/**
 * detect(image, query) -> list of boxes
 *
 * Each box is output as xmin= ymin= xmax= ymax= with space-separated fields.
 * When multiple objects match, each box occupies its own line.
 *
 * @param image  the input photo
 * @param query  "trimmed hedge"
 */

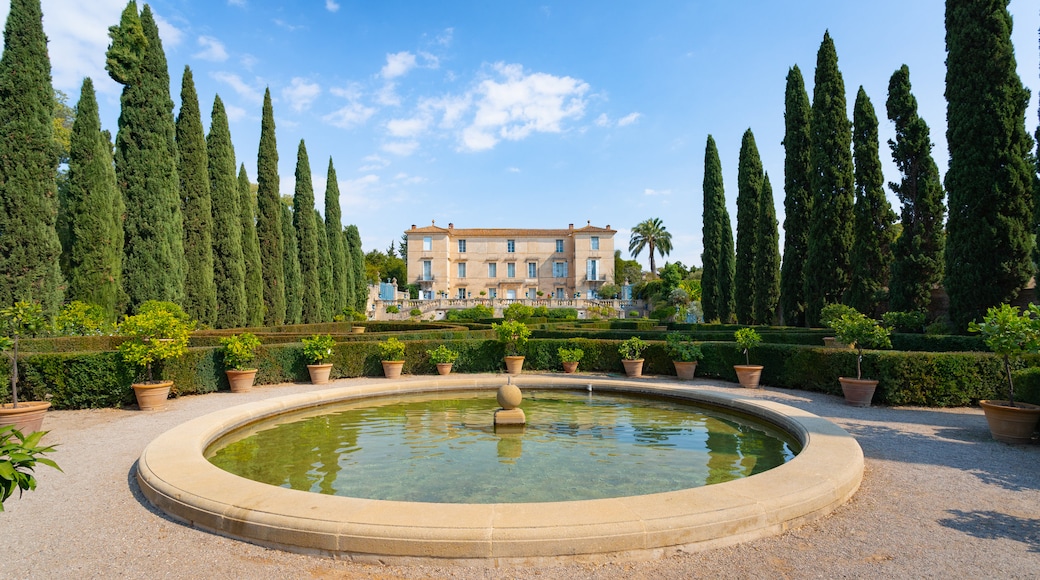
xmin=1007 ymin=367 xmax=1040 ymax=406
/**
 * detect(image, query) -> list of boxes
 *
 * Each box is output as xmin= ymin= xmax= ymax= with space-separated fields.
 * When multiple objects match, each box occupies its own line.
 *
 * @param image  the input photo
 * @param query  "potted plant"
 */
xmin=558 ymin=346 xmax=584 ymax=374
xmin=220 ymin=332 xmax=262 ymax=393
xmin=829 ymin=310 xmax=891 ymax=407
xmin=117 ymin=301 xmax=194 ymax=411
xmin=969 ymin=303 xmax=1040 ymax=443
xmin=0 ymin=425 xmax=61 ymax=511
xmin=427 ymin=344 xmax=459 ymax=375
xmin=493 ymin=320 xmax=530 ymax=374
xmin=820 ymin=303 xmax=857 ymax=348
xmin=733 ymin=328 xmax=763 ymax=388
xmin=302 ymin=334 xmax=336 ymax=384
xmin=380 ymin=337 xmax=407 ymax=378
xmin=0 ymin=301 xmax=50 ymax=432
xmin=666 ymin=332 xmax=703 ymax=380
xmin=618 ymin=336 xmax=648 ymax=377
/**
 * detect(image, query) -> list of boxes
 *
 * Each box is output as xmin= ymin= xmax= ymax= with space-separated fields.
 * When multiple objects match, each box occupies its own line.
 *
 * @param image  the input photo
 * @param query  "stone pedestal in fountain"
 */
xmin=494 ymin=383 xmax=526 ymax=427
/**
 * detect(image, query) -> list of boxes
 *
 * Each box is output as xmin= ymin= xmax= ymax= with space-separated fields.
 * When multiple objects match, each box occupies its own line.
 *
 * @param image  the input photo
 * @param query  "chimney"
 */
xmin=568 ymin=223 xmax=574 ymax=229
xmin=411 ymin=224 xmax=416 ymax=230
xmin=448 ymin=222 xmax=454 ymax=229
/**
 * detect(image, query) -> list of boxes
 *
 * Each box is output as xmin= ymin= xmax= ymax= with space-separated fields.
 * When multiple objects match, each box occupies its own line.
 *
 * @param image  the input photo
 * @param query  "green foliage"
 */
xmin=1 ymin=300 xmax=47 ymax=404
xmin=446 ymin=305 xmax=493 ymax=321
xmin=734 ymin=327 xmax=762 ymax=365
xmin=426 ymin=344 xmax=459 ymax=364
xmin=104 ymin=1 xmax=146 ymax=85
xmin=666 ymin=333 xmax=703 ymax=362
xmin=617 ymin=336 xmax=648 ymax=360
xmin=0 ymin=426 xmax=61 ymax=511
xmin=828 ymin=309 xmax=891 ymax=379
xmin=557 ymin=346 xmax=584 ymax=363
xmin=301 ymin=334 xmax=335 ymax=364
xmin=55 ymin=301 xmax=110 ymax=336
xmin=256 ymin=89 xmax=286 ymax=325
xmin=238 ymin=165 xmax=264 ymax=327
xmin=503 ymin=303 xmax=534 ymax=321
xmin=324 ymin=158 xmax=349 ymax=318
xmin=754 ymin=173 xmax=781 ymax=324
xmin=598 ymin=283 xmax=620 ymax=299
xmin=735 ymin=129 xmax=763 ymax=324
xmin=1008 ymin=367 xmax=1040 ymax=406
xmin=780 ymin=65 xmax=813 ymax=328
xmin=116 ymin=301 xmax=193 ymax=381
xmin=219 ymin=332 xmax=261 ymax=370
xmin=493 ymin=320 xmax=530 ymax=356
xmin=385 ymin=305 xmax=400 ymax=314
xmin=315 ymin=208 xmax=334 ymax=322
xmin=343 ymin=307 xmax=366 ymax=322
xmin=968 ymin=303 xmax=1040 ymax=405
xmin=409 ymin=308 xmax=422 ymax=317
xmin=379 ymin=336 xmax=406 ymax=361
xmin=207 ymin=95 xmax=246 ymax=329
xmin=820 ymin=303 xmax=858 ymax=327
xmin=629 ymin=217 xmax=672 ymax=276
xmin=293 ymin=140 xmax=323 ymax=323
xmin=883 ymin=310 xmax=926 ymax=334
xmin=281 ymin=202 xmax=302 ymax=324
xmin=346 ymin=226 xmax=367 ymax=312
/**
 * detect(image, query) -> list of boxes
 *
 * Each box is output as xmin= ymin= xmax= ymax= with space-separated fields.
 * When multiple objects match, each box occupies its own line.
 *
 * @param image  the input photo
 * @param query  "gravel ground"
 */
xmin=5 ymin=375 xmax=1040 ymax=579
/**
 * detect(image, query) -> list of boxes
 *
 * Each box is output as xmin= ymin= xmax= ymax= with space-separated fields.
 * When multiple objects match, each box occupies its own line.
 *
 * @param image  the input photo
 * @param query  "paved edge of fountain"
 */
xmin=135 ymin=375 xmax=864 ymax=566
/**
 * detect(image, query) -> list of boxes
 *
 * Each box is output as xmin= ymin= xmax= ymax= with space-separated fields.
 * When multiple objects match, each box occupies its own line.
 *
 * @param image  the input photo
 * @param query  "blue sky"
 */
xmin=4 ymin=1 xmax=1039 ymax=271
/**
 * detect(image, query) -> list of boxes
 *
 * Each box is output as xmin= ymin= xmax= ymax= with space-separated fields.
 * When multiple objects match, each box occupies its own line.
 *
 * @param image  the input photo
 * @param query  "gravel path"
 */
xmin=5 ymin=375 xmax=1039 ymax=579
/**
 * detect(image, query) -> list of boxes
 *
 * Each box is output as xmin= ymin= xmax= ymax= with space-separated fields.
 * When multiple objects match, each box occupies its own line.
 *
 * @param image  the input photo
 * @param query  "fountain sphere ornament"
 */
xmin=497 ymin=383 xmax=523 ymax=409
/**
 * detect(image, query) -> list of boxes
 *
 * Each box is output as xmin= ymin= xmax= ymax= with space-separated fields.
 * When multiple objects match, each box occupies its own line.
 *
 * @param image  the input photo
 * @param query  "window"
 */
xmin=591 ymin=236 xmax=599 ymax=250
xmin=507 ymin=239 xmax=515 ymax=253
xmin=488 ymin=288 xmax=497 ymax=298
xmin=506 ymin=289 xmax=517 ymax=299
xmin=527 ymin=288 xmax=537 ymax=299
xmin=555 ymin=288 xmax=565 ymax=299
xmin=457 ymin=289 xmax=466 ymax=299
xmin=555 ymin=239 xmax=564 ymax=253
xmin=423 ymin=236 xmax=432 ymax=251
xmin=528 ymin=262 xmax=537 ymax=278
xmin=507 ymin=263 xmax=516 ymax=278
xmin=586 ymin=259 xmax=599 ymax=281
xmin=458 ymin=239 xmax=466 ymax=253
xmin=488 ymin=263 xmax=497 ymax=278
xmin=457 ymin=263 xmax=466 ymax=278
xmin=553 ymin=261 xmax=568 ymax=278
xmin=422 ymin=260 xmax=432 ymax=280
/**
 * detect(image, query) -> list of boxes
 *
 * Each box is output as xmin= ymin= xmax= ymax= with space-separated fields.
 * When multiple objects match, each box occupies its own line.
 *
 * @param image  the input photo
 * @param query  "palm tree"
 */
xmin=629 ymin=218 xmax=673 ymax=276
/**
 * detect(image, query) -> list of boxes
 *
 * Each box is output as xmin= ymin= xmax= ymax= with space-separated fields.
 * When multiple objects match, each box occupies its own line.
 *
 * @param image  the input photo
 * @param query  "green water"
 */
xmin=206 ymin=390 xmax=800 ymax=503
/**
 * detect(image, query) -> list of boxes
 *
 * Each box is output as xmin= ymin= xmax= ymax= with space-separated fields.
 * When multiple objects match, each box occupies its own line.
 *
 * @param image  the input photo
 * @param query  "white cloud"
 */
xmin=323 ymin=101 xmax=376 ymax=128
xmin=386 ymin=116 xmax=429 ymax=138
xmin=240 ymin=54 xmax=258 ymax=70
xmin=643 ymin=188 xmax=671 ymax=196
xmin=381 ymin=51 xmax=417 ymax=79
xmin=152 ymin=12 xmax=183 ymax=47
xmin=224 ymin=104 xmax=247 ymax=123
xmin=194 ymin=35 xmax=229 ymax=62
xmin=358 ymin=155 xmax=390 ymax=171
xmin=282 ymin=77 xmax=321 ymax=112
xmin=418 ymin=51 xmax=440 ymax=70
xmin=326 ymin=0 xmax=340 ymax=12
xmin=394 ymin=172 xmax=426 ymax=185
xmin=419 ymin=95 xmax=471 ymax=128
xmin=212 ymin=72 xmax=263 ymax=103
xmin=507 ymin=167 xmax=521 ymax=173
xmin=330 ymin=85 xmax=362 ymax=100
xmin=594 ymin=113 xmax=610 ymax=127
xmin=375 ymin=82 xmax=401 ymax=106
xmin=382 ymin=140 xmax=420 ymax=156
xmin=273 ymin=18 xmax=303 ymax=32
xmin=435 ymin=28 xmax=454 ymax=47
xmin=617 ymin=112 xmax=642 ymax=127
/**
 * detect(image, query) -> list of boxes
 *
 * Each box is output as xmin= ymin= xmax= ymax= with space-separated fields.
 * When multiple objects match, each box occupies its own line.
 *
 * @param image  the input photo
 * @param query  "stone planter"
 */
xmin=673 ymin=361 xmax=698 ymax=380
xmin=382 ymin=360 xmax=404 ymax=379
xmin=504 ymin=356 xmax=525 ymax=375
xmin=562 ymin=361 xmax=579 ymax=374
xmin=839 ymin=377 xmax=878 ymax=407
xmin=351 ymin=326 xmax=365 ymax=334
xmin=823 ymin=337 xmax=853 ymax=349
xmin=307 ymin=363 xmax=334 ymax=385
xmin=435 ymin=362 xmax=453 ymax=376
xmin=979 ymin=400 xmax=1040 ymax=444
xmin=0 ymin=400 xmax=51 ymax=433
xmin=226 ymin=369 xmax=258 ymax=393
xmin=733 ymin=365 xmax=763 ymax=388
xmin=621 ymin=359 xmax=644 ymax=378
xmin=132 ymin=380 xmax=174 ymax=411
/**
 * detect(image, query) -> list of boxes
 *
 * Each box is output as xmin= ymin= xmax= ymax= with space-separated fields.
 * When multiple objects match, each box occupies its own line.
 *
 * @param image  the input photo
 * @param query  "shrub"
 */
xmin=503 ymin=303 xmax=534 ymax=321
xmin=426 ymin=344 xmax=459 ymax=365
xmin=820 ymin=303 xmax=858 ymax=327
xmin=1 ymin=300 xmax=47 ymax=406
xmin=409 ymin=308 xmax=422 ymax=317
xmin=385 ymin=305 xmax=400 ymax=314
xmin=493 ymin=320 xmax=530 ymax=356
xmin=734 ymin=328 xmax=761 ymax=365
xmin=0 ymin=426 xmax=61 ymax=512
xmin=666 ymin=333 xmax=703 ymax=362
xmin=219 ymin=333 xmax=262 ymax=370
xmin=618 ymin=336 xmax=648 ymax=360
xmin=968 ymin=303 xmax=1040 ymax=406
xmin=379 ymin=337 xmax=407 ymax=361
xmin=302 ymin=334 xmax=336 ymax=364
xmin=342 ymin=307 xmax=366 ymax=322
xmin=116 ymin=301 xmax=194 ymax=382
xmin=446 ymin=305 xmax=494 ymax=321
xmin=882 ymin=310 xmax=926 ymax=333
xmin=55 ymin=301 xmax=111 ymax=336
xmin=829 ymin=310 xmax=891 ymax=379
xmin=558 ymin=347 xmax=584 ymax=362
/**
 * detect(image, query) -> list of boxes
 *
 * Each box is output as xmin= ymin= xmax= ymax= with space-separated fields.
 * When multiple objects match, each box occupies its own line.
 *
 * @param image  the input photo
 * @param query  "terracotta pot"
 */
xmin=307 ymin=363 xmax=334 ymax=384
xmin=351 ymin=326 xmax=365 ymax=334
xmin=226 ymin=369 xmax=258 ymax=393
xmin=132 ymin=380 xmax=173 ymax=411
xmin=734 ymin=365 xmax=763 ymax=388
xmin=823 ymin=337 xmax=853 ymax=349
xmin=673 ymin=361 xmax=698 ymax=380
xmin=979 ymin=400 xmax=1040 ymax=444
xmin=839 ymin=377 xmax=878 ymax=407
xmin=435 ymin=362 xmax=453 ymax=376
xmin=504 ymin=356 xmax=525 ymax=375
xmin=622 ymin=359 xmax=644 ymax=378
xmin=0 ymin=400 xmax=51 ymax=433
xmin=562 ymin=361 xmax=579 ymax=374
xmin=381 ymin=360 xmax=404 ymax=379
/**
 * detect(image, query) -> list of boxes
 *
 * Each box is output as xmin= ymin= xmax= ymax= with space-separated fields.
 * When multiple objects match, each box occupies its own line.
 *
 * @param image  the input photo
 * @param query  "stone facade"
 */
xmin=404 ymin=221 xmax=616 ymax=300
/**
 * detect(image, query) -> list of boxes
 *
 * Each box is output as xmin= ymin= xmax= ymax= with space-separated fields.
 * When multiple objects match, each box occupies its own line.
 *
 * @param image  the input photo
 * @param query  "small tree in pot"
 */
xmin=427 ymin=344 xmax=459 ymax=375
xmin=493 ymin=320 xmax=530 ymax=374
xmin=380 ymin=336 xmax=407 ymax=378
xmin=558 ymin=346 xmax=584 ymax=374
xmin=733 ymin=328 xmax=763 ymax=388
xmin=829 ymin=310 xmax=891 ymax=407
xmin=969 ymin=303 xmax=1040 ymax=443
xmin=117 ymin=301 xmax=194 ymax=411
xmin=618 ymin=336 xmax=648 ymax=377
xmin=220 ymin=332 xmax=262 ymax=393
xmin=666 ymin=332 xmax=703 ymax=380
xmin=302 ymin=334 xmax=336 ymax=384
xmin=0 ymin=301 xmax=50 ymax=432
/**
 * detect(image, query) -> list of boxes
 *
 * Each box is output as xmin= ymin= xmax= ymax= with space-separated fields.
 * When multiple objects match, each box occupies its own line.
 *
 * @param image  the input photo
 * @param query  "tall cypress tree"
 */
xmin=108 ymin=3 xmax=185 ymax=312
xmin=281 ymin=201 xmax=302 ymax=324
xmin=59 ymin=77 xmax=122 ymax=321
xmin=754 ymin=173 xmax=781 ymax=324
xmin=239 ymin=165 xmax=264 ymax=327
xmin=944 ymin=0 xmax=1034 ymax=331
xmin=699 ymin=136 xmax=735 ymax=323
xmin=292 ymin=140 xmax=322 ymax=323
xmin=780 ymin=65 xmax=813 ymax=327
xmin=887 ymin=66 xmax=945 ymax=314
xmin=804 ymin=31 xmax=855 ymax=326
xmin=847 ymin=87 xmax=897 ymax=316
xmin=176 ymin=66 xmax=216 ymax=325
xmin=0 ymin=0 xmax=64 ymax=315
xmin=734 ymin=129 xmax=763 ymax=325
xmin=256 ymin=88 xmax=285 ymax=325
xmin=315 ymin=208 xmax=334 ymax=322
xmin=324 ymin=158 xmax=348 ymax=317
xmin=346 ymin=225 xmax=367 ymax=312
xmin=207 ymin=95 xmax=245 ymax=329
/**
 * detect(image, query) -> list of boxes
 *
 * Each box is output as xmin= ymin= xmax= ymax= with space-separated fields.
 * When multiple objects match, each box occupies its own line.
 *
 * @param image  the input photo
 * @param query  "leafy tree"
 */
xmin=238 ymin=165 xmax=263 ymax=327
xmin=944 ymin=0 xmax=1034 ymax=331
xmin=323 ymin=158 xmax=348 ymax=317
xmin=614 ymin=249 xmax=643 ymax=286
xmin=59 ymin=78 xmax=123 ymax=322
xmin=255 ymin=88 xmax=285 ymax=325
xmin=847 ymin=87 xmax=897 ymax=317
xmin=886 ymin=66 xmax=945 ymax=314
xmin=628 ymin=218 xmax=672 ymax=277
xmin=315 ymin=208 xmax=334 ymax=322
xmin=292 ymin=140 xmax=322 ymax=323
xmin=699 ymin=136 xmax=735 ymax=323
xmin=735 ymin=129 xmax=763 ymax=324
xmin=53 ymin=88 xmax=74 ymax=198
xmin=0 ymin=0 xmax=64 ymax=316
xmin=347 ymin=225 xmax=368 ymax=311
xmin=780 ymin=65 xmax=813 ymax=327
xmin=207 ymin=95 xmax=246 ymax=329
xmin=281 ymin=201 xmax=302 ymax=324
xmin=804 ymin=31 xmax=855 ymax=326
xmin=175 ymin=66 xmax=216 ymax=325
xmin=754 ymin=173 xmax=781 ymax=324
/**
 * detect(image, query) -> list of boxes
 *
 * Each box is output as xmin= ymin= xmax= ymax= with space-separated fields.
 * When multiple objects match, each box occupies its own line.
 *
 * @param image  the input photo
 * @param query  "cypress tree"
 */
xmin=944 ymin=0 xmax=1034 ymax=331
xmin=256 ymin=88 xmax=285 ymax=325
xmin=804 ymin=31 xmax=855 ymax=326
xmin=699 ymin=135 xmax=735 ymax=323
xmin=176 ymin=66 xmax=216 ymax=325
xmin=887 ymin=66 xmax=945 ymax=314
xmin=847 ymin=87 xmax=897 ymax=317
xmin=780 ymin=65 xmax=813 ymax=327
xmin=281 ymin=201 xmax=302 ymax=324
xmin=292 ymin=140 xmax=322 ymax=323
xmin=207 ymin=95 xmax=246 ymax=329
xmin=324 ymin=158 xmax=349 ymax=317
xmin=108 ymin=3 xmax=185 ymax=312
xmin=346 ymin=225 xmax=367 ymax=312
xmin=239 ymin=165 xmax=264 ymax=326
xmin=734 ymin=129 xmax=763 ymax=325
xmin=59 ymin=77 xmax=122 ymax=321
xmin=754 ymin=173 xmax=781 ymax=324
xmin=315 ymin=208 xmax=334 ymax=322
xmin=0 ymin=0 xmax=64 ymax=314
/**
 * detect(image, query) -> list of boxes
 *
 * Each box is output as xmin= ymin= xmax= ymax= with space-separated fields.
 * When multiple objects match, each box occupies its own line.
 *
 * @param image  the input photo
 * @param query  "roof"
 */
xmin=405 ymin=222 xmax=616 ymax=237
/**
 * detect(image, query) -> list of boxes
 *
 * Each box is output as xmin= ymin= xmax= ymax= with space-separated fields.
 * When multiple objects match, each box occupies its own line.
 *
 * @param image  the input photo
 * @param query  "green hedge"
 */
xmin=1007 ymin=367 xmax=1040 ymax=406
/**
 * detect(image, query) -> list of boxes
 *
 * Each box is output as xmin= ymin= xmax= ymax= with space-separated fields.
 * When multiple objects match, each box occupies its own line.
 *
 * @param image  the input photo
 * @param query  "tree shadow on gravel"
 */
xmin=938 ymin=509 xmax=1040 ymax=553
